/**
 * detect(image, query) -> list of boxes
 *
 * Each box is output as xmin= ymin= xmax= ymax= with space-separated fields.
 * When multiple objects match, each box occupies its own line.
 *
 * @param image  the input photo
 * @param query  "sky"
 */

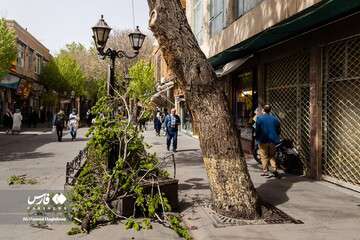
xmin=0 ymin=0 xmax=150 ymax=55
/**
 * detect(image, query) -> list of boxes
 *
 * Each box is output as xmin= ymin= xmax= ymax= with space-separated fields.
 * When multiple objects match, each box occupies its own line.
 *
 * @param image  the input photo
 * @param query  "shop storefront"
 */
xmin=211 ymin=4 xmax=360 ymax=190
xmin=230 ymin=71 xmax=257 ymax=153
xmin=0 ymin=74 xmax=21 ymax=125
xmin=264 ymin=51 xmax=311 ymax=174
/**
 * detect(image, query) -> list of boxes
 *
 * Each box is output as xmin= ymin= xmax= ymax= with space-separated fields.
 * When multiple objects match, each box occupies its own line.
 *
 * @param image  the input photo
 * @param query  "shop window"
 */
xmin=236 ymin=0 xmax=264 ymax=18
xmin=234 ymin=72 xmax=254 ymax=140
xmin=210 ymin=0 xmax=224 ymax=36
xmin=35 ymin=54 xmax=42 ymax=74
xmin=192 ymin=0 xmax=203 ymax=44
xmin=28 ymin=48 xmax=34 ymax=70
xmin=17 ymin=42 xmax=26 ymax=68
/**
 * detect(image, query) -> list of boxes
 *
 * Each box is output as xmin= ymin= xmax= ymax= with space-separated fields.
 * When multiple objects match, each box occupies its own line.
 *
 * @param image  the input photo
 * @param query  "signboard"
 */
xmin=16 ymin=79 xmax=32 ymax=98
xmin=0 ymin=74 xmax=21 ymax=89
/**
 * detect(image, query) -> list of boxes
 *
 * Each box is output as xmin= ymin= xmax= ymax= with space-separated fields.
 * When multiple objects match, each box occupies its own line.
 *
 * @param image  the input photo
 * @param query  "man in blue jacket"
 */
xmin=164 ymin=108 xmax=181 ymax=152
xmin=255 ymin=105 xmax=281 ymax=178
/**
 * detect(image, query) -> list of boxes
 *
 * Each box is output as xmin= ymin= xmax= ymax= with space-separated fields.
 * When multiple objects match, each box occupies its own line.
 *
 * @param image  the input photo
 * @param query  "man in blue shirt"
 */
xmin=164 ymin=108 xmax=181 ymax=152
xmin=255 ymin=105 xmax=281 ymax=178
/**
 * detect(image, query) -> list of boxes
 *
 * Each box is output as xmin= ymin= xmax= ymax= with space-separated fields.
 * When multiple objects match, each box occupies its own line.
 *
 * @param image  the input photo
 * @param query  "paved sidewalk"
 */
xmin=143 ymin=128 xmax=360 ymax=240
xmin=1 ymin=127 xmax=359 ymax=240
xmin=0 ymin=127 xmax=181 ymax=240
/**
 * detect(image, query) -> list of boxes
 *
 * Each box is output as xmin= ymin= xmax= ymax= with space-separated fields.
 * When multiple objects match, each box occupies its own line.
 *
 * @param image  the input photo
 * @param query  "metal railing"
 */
xmin=65 ymin=148 xmax=87 ymax=186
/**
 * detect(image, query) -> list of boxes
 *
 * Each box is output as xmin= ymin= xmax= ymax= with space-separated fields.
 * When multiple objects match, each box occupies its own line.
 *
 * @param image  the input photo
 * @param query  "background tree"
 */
xmin=40 ymin=59 xmax=66 ymax=92
xmin=147 ymin=0 xmax=261 ymax=219
xmin=128 ymin=60 xmax=156 ymax=122
xmin=0 ymin=18 xmax=17 ymax=78
xmin=57 ymin=42 xmax=106 ymax=101
xmin=55 ymin=54 xmax=86 ymax=96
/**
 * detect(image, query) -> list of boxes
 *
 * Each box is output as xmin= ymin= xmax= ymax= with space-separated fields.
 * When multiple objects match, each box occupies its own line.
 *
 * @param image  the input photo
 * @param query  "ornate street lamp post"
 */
xmin=92 ymin=15 xmax=146 ymax=97
xmin=92 ymin=15 xmax=146 ymax=170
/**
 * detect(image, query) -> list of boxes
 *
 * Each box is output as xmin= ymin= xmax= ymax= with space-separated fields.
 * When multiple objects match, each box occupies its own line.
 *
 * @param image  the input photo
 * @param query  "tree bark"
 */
xmin=147 ymin=0 xmax=261 ymax=219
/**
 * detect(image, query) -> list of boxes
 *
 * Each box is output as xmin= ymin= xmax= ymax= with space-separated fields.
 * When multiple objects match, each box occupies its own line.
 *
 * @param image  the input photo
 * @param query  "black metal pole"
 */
xmin=108 ymin=53 xmax=117 ymax=171
xmin=109 ymin=54 xmax=116 ymax=98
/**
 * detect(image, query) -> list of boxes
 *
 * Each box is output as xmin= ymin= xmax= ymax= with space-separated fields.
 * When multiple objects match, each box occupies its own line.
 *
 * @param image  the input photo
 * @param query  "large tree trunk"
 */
xmin=147 ymin=0 xmax=261 ymax=219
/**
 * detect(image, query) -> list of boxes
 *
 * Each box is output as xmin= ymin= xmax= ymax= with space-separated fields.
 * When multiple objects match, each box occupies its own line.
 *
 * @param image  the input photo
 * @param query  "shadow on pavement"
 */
xmin=60 ymin=137 xmax=89 ymax=142
xmin=256 ymin=172 xmax=315 ymax=206
xmin=179 ymin=177 xmax=209 ymax=191
xmin=175 ymin=149 xmax=203 ymax=167
xmin=0 ymin=152 xmax=55 ymax=162
xmin=0 ymin=129 xmax=88 ymax=162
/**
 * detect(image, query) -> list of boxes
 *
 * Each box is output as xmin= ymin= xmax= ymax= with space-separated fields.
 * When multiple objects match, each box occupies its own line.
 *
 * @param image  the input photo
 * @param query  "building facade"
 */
xmin=178 ymin=0 xmax=360 ymax=191
xmin=0 ymin=20 xmax=52 ymax=126
xmin=151 ymin=0 xmax=201 ymax=136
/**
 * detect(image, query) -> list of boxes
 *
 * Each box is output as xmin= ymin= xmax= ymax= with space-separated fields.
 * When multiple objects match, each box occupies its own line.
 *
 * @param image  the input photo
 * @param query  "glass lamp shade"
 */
xmin=129 ymin=26 xmax=146 ymax=51
xmin=92 ymin=15 xmax=112 ymax=51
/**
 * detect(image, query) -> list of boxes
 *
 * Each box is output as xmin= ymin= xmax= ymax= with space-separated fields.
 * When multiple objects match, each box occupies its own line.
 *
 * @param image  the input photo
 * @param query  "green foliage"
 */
xmin=40 ymin=91 xmax=59 ymax=106
xmin=125 ymin=218 xmax=153 ymax=231
xmin=141 ymin=218 xmax=152 ymax=230
xmin=128 ymin=60 xmax=155 ymax=103
xmin=59 ymin=42 xmax=107 ymax=101
xmin=69 ymin=150 xmax=113 ymax=225
xmin=40 ymin=54 xmax=85 ymax=96
xmin=0 ymin=18 xmax=17 ymax=78
xmin=40 ymin=42 xmax=103 ymax=101
xmin=56 ymin=54 xmax=86 ymax=96
xmin=67 ymin=226 xmax=83 ymax=235
xmin=70 ymin=96 xmax=170 ymax=232
xmin=8 ymin=175 xmax=38 ymax=185
xmin=40 ymin=59 xmax=65 ymax=91
xmin=169 ymin=215 xmax=193 ymax=240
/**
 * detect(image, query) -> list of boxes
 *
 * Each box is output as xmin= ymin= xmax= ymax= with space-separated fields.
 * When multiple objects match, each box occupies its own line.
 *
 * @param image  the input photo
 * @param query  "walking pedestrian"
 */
xmin=153 ymin=111 xmax=162 ymax=136
xmin=12 ymin=109 xmax=23 ymax=134
xmin=31 ymin=110 xmax=38 ymax=128
xmin=86 ymin=109 xmax=92 ymax=127
xmin=255 ymin=104 xmax=281 ymax=178
xmin=54 ymin=110 xmax=66 ymax=142
xmin=164 ymin=108 xmax=181 ymax=152
xmin=4 ymin=109 xmax=13 ymax=134
xmin=162 ymin=108 xmax=169 ymax=135
xmin=68 ymin=109 xmax=79 ymax=141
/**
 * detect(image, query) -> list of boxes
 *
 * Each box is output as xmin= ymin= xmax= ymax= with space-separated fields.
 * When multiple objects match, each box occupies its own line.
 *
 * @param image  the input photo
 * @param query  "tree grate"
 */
xmin=202 ymin=202 xmax=303 ymax=228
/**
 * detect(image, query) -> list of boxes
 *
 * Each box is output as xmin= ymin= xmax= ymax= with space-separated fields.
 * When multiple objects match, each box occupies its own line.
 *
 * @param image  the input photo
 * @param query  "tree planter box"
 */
xmin=141 ymin=178 xmax=179 ymax=211
xmin=111 ymin=178 xmax=179 ymax=218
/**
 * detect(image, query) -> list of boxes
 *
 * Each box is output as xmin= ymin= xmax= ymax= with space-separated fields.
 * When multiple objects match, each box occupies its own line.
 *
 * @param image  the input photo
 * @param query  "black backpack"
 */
xmin=55 ymin=114 xmax=65 ymax=126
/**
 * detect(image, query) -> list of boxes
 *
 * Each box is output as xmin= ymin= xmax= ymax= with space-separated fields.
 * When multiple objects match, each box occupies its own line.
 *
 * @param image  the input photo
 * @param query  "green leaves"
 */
xmin=40 ymin=42 xmax=104 ymax=101
xmin=125 ymin=218 xmax=152 ymax=231
xmin=40 ymin=54 xmax=86 ymax=96
xmin=169 ymin=215 xmax=193 ymax=240
xmin=128 ymin=60 xmax=155 ymax=103
xmin=0 ymin=19 xmax=16 ymax=78
xmin=70 ymin=97 xmax=173 ymax=233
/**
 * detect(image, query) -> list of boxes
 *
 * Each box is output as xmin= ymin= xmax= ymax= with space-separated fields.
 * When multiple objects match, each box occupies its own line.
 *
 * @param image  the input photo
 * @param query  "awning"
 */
xmin=156 ymin=80 xmax=174 ymax=92
xmin=0 ymin=74 xmax=20 ymax=89
xmin=209 ymin=0 xmax=360 ymax=68
xmin=151 ymin=81 xmax=175 ymax=106
xmin=215 ymin=55 xmax=253 ymax=77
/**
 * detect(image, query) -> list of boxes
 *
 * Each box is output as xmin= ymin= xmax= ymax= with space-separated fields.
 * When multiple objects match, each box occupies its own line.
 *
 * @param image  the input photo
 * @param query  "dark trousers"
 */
xmin=56 ymin=126 xmax=63 ymax=141
xmin=167 ymin=131 xmax=178 ymax=150
xmin=70 ymin=127 xmax=77 ymax=139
